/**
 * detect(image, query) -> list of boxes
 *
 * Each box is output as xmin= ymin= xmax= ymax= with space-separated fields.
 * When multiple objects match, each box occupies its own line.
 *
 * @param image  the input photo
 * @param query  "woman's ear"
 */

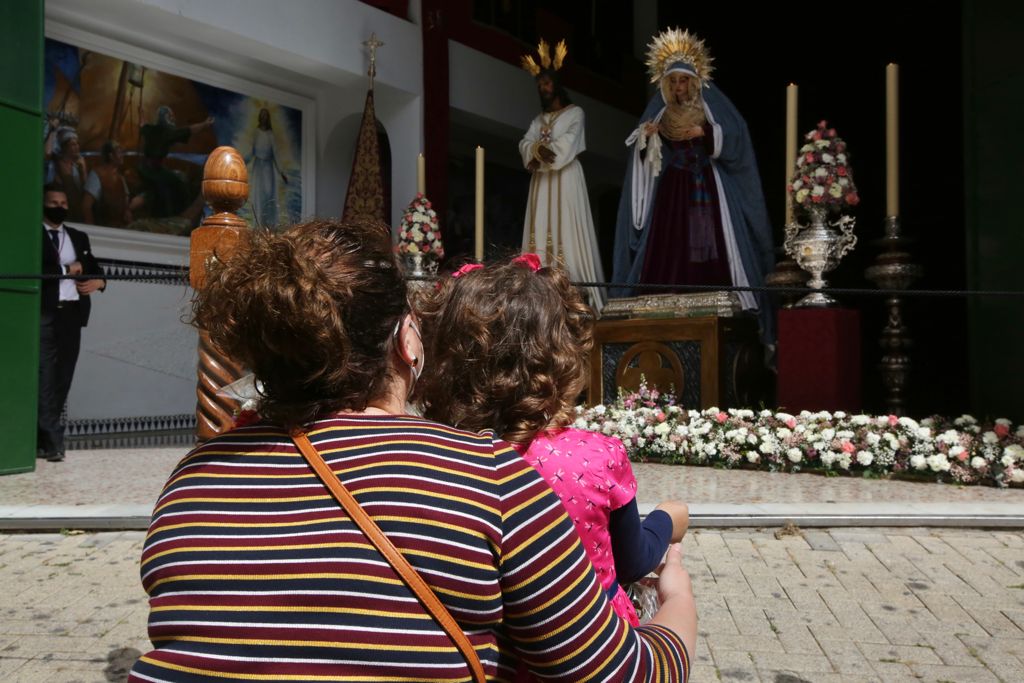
xmin=395 ymin=315 xmax=423 ymax=371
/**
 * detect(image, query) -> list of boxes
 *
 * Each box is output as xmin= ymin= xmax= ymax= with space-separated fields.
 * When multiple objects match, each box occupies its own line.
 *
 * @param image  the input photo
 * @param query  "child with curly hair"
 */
xmin=417 ymin=255 xmax=691 ymax=629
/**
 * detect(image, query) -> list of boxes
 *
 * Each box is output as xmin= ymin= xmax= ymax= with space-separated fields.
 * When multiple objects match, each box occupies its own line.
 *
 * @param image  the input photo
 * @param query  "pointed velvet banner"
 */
xmin=342 ymin=90 xmax=386 ymax=223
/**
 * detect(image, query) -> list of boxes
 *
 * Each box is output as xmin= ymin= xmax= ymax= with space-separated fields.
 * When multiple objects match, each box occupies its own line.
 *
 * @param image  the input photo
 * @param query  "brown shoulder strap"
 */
xmin=291 ymin=430 xmax=486 ymax=683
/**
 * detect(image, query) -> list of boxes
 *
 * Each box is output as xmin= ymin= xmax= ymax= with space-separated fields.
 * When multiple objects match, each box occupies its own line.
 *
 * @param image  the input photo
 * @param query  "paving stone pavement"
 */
xmin=1 ymin=527 xmax=1023 ymax=682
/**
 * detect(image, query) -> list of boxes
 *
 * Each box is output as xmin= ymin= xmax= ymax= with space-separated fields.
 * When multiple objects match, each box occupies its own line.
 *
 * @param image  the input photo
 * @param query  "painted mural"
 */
xmin=43 ymin=38 xmax=303 ymax=234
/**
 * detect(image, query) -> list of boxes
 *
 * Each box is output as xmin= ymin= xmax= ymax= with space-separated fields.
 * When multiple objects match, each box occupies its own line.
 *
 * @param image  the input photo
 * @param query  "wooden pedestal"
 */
xmin=588 ymin=316 xmax=766 ymax=409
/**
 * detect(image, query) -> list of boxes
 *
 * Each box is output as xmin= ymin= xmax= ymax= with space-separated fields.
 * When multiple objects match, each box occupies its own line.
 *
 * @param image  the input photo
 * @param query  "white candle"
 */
xmin=475 ymin=146 xmax=484 ymax=262
xmin=886 ymin=63 xmax=899 ymax=217
xmin=416 ymin=153 xmax=425 ymax=196
xmin=785 ymin=83 xmax=798 ymax=225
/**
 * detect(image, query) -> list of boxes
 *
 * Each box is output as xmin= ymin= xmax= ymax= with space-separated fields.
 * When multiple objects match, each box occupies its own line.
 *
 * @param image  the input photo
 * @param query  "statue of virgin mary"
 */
xmin=611 ymin=28 xmax=775 ymax=347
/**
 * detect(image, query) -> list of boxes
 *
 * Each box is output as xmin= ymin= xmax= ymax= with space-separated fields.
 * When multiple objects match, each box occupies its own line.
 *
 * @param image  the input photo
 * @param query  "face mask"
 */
xmin=44 ymin=206 xmax=68 ymax=225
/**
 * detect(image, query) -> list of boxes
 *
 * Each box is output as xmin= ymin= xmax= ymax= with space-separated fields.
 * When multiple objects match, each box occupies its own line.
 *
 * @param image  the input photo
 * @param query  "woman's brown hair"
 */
xmin=192 ymin=218 xmax=407 ymax=428
xmin=416 ymin=259 xmax=594 ymax=446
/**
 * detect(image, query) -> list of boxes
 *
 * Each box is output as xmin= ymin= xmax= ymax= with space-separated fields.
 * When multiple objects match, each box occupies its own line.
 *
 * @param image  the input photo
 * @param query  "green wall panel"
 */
xmin=963 ymin=1 xmax=1024 ymax=421
xmin=0 ymin=0 xmax=42 ymax=474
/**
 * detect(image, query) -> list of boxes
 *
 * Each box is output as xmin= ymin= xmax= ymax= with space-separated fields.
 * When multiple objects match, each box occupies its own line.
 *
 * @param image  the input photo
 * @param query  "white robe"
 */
xmin=519 ymin=105 xmax=606 ymax=310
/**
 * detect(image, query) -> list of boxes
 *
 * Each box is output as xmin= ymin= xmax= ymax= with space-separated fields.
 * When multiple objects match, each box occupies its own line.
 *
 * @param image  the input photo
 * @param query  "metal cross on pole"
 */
xmin=363 ymin=32 xmax=385 ymax=90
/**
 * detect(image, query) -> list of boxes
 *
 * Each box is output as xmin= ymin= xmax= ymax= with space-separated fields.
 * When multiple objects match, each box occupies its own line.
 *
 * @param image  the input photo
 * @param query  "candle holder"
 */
xmin=864 ymin=215 xmax=922 ymax=415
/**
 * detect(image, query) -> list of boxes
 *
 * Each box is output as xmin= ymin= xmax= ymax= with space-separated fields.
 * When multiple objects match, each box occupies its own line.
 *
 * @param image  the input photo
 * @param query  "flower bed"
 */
xmin=574 ymin=383 xmax=1024 ymax=487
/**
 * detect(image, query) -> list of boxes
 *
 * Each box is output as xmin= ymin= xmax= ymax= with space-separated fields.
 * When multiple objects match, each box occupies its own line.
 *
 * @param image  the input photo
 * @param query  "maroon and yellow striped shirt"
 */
xmin=129 ymin=414 xmax=688 ymax=682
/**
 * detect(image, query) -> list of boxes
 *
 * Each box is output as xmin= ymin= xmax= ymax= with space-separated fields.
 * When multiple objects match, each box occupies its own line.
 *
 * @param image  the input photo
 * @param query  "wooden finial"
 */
xmin=201 ymin=145 xmax=249 ymax=218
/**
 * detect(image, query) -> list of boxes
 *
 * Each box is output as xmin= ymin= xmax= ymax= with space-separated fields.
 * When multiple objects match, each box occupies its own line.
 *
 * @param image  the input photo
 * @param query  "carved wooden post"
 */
xmin=191 ymin=146 xmax=249 ymax=442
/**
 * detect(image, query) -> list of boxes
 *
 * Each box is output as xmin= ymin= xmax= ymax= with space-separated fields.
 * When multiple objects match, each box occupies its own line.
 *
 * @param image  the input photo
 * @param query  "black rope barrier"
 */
xmin=3 ymin=270 xmax=1023 ymax=300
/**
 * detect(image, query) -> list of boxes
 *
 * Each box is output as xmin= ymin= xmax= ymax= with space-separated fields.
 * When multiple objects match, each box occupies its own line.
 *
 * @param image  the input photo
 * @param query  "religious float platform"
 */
xmin=591 ymin=292 xmax=770 ymax=410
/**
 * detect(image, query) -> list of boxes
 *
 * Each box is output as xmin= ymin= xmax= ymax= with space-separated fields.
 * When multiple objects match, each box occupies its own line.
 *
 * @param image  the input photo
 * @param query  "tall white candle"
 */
xmin=886 ymin=63 xmax=899 ymax=217
xmin=416 ymin=153 xmax=426 ymax=196
xmin=785 ymin=83 xmax=798 ymax=225
xmin=475 ymin=146 xmax=484 ymax=262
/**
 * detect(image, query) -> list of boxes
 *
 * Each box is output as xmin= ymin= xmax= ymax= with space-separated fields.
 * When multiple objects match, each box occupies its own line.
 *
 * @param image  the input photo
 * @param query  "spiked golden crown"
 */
xmin=645 ymin=28 xmax=714 ymax=85
xmin=521 ymin=38 xmax=567 ymax=76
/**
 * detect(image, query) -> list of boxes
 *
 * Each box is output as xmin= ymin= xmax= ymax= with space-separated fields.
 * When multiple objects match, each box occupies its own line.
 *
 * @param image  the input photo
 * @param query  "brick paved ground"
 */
xmin=2 ymin=527 xmax=1022 ymax=682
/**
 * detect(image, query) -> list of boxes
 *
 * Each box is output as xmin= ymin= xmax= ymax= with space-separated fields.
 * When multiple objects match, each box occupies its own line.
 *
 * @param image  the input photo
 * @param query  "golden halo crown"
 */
xmin=521 ymin=38 xmax=568 ymax=77
xmin=645 ymin=28 xmax=714 ymax=86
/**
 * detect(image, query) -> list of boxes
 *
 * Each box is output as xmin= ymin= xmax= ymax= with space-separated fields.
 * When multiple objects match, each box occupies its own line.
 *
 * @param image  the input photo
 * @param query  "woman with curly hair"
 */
xmin=417 ymin=255 xmax=693 ymax=633
xmin=129 ymin=221 xmax=693 ymax=683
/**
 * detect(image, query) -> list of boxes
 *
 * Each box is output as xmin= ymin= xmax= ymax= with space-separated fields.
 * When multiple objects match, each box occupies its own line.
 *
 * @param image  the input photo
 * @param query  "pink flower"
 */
xmin=841 ymin=440 xmax=855 ymax=454
xmin=888 ymin=414 xmax=899 ymax=426
xmin=656 ymin=412 xmax=667 ymax=423
xmin=716 ymin=412 xmax=728 ymax=424
xmin=818 ymin=119 xmax=828 ymax=129
xmin=837 ymin=166 xmax=847 ymax=177
xmin=845 ymin=192 xmax=859 ymax=205
xmin=995 ymin=423 xmax=1010 ymax=438
xmin=957 ymin=451 xmax=969 ymax=462
xmin=786 ymin=418 xmax=797 ymax=429
xmin=805 ymin=153 xmax=815 ymax=163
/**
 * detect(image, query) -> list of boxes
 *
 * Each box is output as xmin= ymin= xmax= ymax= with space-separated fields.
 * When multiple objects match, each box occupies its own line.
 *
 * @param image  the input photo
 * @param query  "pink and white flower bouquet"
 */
xmin=397 ymin=193 xmax=444 ymax=260
xmin=789 ymin=120 xmax=859 ymax=214
xmin=575 ymin=381 xmax=1024 ymax=487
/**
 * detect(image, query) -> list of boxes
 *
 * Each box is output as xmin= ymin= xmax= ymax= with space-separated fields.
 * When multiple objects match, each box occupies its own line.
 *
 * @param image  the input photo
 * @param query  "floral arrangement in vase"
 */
xmin=397 ymin=193 xmax=444 ymax=260
xmin=789 ymin=120 xmax=859 ymax=214
xmin=573 ymin=380 xmax=1024 ymax=488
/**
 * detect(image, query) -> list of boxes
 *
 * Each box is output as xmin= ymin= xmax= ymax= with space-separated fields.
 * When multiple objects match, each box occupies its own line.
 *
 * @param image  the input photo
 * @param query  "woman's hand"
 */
xmin=643 ymin=121 xmax=659 ymax=137
xmin=683 ymin=126 xmax=704 ymax=140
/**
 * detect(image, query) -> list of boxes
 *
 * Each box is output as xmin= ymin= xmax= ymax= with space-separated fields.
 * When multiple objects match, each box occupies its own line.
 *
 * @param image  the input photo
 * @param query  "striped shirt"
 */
xmin=128 ymin=414 xmax=688 ymax=682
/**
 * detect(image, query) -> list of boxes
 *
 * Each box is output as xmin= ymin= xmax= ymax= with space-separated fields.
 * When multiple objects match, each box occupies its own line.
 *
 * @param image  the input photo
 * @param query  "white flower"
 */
xmin=995 ymin=418 xmax=1012 ymax=426
xmin=839 ymin=177 xmax=850 ymax=187
xmin=852 ymin=414 xmax=871 ymax=426
xmin=704 ymin=443 xmax=717 ymax=456
xmin=1002 ymin=454 xmax=1016 ymax=468
xmin=867 ymin=432 xmax=881 ymax=446
xmin=654 ymin=422 xmax=670 ymax=436
xmin=937 ymin=429 xmax=959 ymax=445
xmin=949 ymin=446 xmax=966 ymax=460
xmin=982 ymin=431 xmax=999 ymax=444
xmin=777 ymin=428 xmax=792 ymax=439
xmin=1010 ymin=469 xmax=1024 ymax=484
xmin=910 ymin=454 xmax=927 ymax=470
xmin=829 ymin=183 xmax=843 ymax=198
xmin=675 ymin=425 xmax=689 ymax=436
xmin=898 ymin=417 xmax=920 ymax=430
xmin=760 ymin=409 xmax=773 ymax=418
xmin=970 ymin=456 xmax=987 ymax=470
xmin=593 ymin=404 xmax=606 ymax=415
xmin=918 ymin=427 xmax=933 ymax=440
xmin=812 ymin=185 xmax=826 ymax=197
xmin=815 ymin=139 xmax=830 ymax=149
xmin=787 ymin=448 xmax=803 ymax=463
xmin=776 ymin=412 xmax=795 ymax=422
xmin=821 ymin=153 xmax=834 ymax=163
xmin=838 ymin=453 xmax=852 ymax=470
xmin=820 ymin=451 xmax=837 ymax=467
xmin=833 ymin=411 xmax=847 ymax=419
xmin=759 ymin=440 xmax=778 ymax=455
xmin=643 ymin=426 xmax=655 ymax=437
xmin=927 ymin=453 xmax=951 ymax=472
xmin=746 ymin=452 xmax=760 ymax=464
xmin=1003 ymin=444 xmax=1024 ymax=461
xmin=856 ymin=450 xmax=874 ymax=466
xmin=836 ymin=430 xmax=855 ymax=440
xmin=795 ymin=425 xmax=807 ymax=434
xmin=573 ymin=417 xmax=587 ymax=429
xmin=836 ymin=153 xmax=847 ymax=164
xmin=747 ymin=434 xmax=759 ymax=445
xmin=821 ymin=428 xmax=836 ymax=441
xmin=1017 ymin=426 xmax=1024 ymax=438
xmin=812 ymin=441 xmax=827 ymax=452
xmin=792 ymin=179 xmax=803 ymax=190
xmin=637 ymin=438 xmax=647 ymax=447
xmin=954 ymin=414 xmax=977 ymax=426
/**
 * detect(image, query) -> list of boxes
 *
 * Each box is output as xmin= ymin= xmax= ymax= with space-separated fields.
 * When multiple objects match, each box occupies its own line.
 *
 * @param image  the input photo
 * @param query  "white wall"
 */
xmin=46 ymin=0 xmax=425 ymax=423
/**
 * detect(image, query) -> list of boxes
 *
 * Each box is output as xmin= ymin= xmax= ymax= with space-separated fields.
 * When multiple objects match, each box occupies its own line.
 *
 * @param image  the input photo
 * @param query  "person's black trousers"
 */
xmin=37 ymin=303 xmax=82 ymax=456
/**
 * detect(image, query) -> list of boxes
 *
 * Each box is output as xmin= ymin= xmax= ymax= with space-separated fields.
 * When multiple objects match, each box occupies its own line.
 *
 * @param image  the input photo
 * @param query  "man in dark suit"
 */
xmin=39 ymin=184 xmax=106 ymax=462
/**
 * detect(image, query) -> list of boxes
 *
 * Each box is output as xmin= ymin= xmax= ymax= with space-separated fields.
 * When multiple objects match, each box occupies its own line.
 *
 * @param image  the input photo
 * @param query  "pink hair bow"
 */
xmin=511 ymin=253 xmax=542 ymax=272
xmin=451 ymin=262 xmax=484 ymax=279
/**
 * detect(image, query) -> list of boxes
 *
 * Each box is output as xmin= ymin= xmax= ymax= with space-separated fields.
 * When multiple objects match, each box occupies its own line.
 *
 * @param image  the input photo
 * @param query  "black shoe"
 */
xmin=46 ymin=451 xmax=65 ymax=462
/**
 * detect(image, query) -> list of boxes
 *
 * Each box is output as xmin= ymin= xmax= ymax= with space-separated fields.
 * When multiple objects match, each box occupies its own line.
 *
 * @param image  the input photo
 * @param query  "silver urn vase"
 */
xmin=402 ymin=252 xmax=439 ymax=294
xmin=783 ymin=206 xmax=857 ymax=307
